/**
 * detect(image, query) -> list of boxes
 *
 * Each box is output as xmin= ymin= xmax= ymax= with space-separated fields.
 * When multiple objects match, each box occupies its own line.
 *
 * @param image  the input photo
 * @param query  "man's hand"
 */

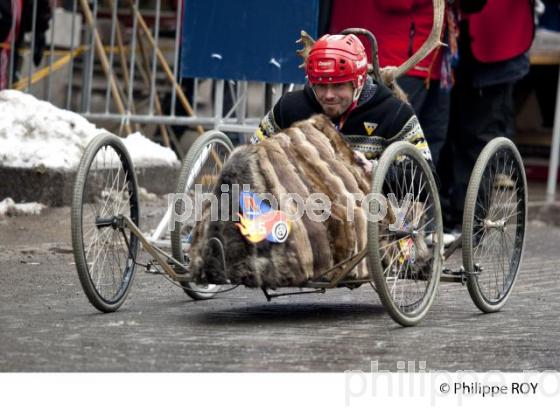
xmin=353 ymin=150 xmax=374 ymax=176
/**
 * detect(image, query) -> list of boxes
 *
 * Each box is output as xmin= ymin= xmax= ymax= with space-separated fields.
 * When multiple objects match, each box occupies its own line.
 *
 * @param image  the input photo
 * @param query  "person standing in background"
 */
xmin=439 ymin=0 xmax=535 ymax=233
xmin=328 ymin=0 xmax=458 ymax=169
xmin=0 ymin=0 xmax=50 ymax=90
xmin=0 ymin=0 xmax=22 ymax=89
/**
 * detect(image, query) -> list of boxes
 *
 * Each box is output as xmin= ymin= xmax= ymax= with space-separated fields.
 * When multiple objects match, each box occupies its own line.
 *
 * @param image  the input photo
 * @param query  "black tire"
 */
xmin=170 ymin=130 xmax=234 ymax=300
xmin=71 ymin=133 xmax=140 ymax=312
xmin=367 ymin=141 xmax=443 ymax=326
xmin=462 ymin=137 xmax=527 ymax=313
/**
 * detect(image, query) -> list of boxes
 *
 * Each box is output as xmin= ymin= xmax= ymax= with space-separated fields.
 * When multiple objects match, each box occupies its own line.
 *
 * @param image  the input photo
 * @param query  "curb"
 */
xmin=0 ymin=164 xmax=181 ymax=207
xmin=530 ymin=202 xmax=560 ymax=227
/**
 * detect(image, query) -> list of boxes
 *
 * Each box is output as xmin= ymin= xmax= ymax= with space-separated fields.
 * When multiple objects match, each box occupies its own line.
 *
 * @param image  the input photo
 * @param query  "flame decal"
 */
xmin=236 ymin=192 xmax=291 ymax=244
xmin=236 ymin=213 xmax=267 ymax=243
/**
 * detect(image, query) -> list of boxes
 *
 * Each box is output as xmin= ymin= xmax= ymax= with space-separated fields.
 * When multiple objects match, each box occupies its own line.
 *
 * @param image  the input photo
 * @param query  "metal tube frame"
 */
xmin=170 ymin=0 xmax=183 ymax=117
xmin=66 ymin=0 xmax=78 ymax=109
xmin=27 ymin=0 xmax=38 ymax=92
xmin=148 ymin=0 xmax=162 ymax=115
xmin=546 ymin=66 xmax=560 ymax=204
xmin=213 ymin=79 xmax=225 ymax=129
xmin=7 ymin=0 xmax=18 ymax=88
xmin=85 ymin=0 xmax=98 ymax=113
xmin=104 ymin=0 xmax=119 ymax=114
xmin=82 ymin=112 xmax=259 ymax=130
xmin=122 ymin=215 xmax=192 ymax=282
xmin=46 ymin=4 xmax=56 ymax=102
xmin=126 ymin=0 xmax=140 ymax=120
xmin=124 ymin=207 xmax=373 ymax=290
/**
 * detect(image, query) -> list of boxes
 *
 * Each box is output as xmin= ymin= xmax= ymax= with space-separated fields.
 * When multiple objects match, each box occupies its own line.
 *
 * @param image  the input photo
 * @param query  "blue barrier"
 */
xmin=181 ymin=0 xmax=319 ymax=83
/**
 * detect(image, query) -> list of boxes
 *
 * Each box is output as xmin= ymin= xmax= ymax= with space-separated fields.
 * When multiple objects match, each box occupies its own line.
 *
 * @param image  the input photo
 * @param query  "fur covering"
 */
xmin=188 ymin=115 xmax=374 ymax=288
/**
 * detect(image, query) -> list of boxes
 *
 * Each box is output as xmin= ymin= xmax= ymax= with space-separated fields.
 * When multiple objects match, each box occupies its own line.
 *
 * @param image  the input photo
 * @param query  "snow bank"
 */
xmin=0 ymin=90 xmax=179 ymax=170
xmin=0 ymin=90 xmax=98 ymax=169
xmin=0 ymin=198 xmax=46 ymax=218
xmin=121 ymin=132 xmax=178 ymax=167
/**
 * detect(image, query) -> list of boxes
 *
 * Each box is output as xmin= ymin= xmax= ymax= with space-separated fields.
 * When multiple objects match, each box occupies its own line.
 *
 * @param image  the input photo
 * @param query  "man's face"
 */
xmin=312 ymin=81 xmax=355 ymax=118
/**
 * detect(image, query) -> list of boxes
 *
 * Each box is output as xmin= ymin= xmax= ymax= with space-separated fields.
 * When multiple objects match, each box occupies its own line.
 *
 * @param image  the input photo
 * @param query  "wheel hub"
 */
xmin=483 ymin=218 xmax=506 ymax=231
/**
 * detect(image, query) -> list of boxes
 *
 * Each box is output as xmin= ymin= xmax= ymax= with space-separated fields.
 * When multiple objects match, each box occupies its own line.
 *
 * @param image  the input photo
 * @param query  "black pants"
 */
xmin=439 ymin=77 xmax=515 ymax=228
xmin=398 ymin=75 xmax=451 ymax=168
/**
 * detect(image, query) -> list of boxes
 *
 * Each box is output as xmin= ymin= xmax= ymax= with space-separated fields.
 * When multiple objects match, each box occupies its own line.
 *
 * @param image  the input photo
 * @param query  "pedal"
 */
xmin=145 ymin=261 xmax=162 ymax=274
xmin=459 ymin=266 xmax=467 ymax=285
xmin=440 ymin=267 xmax=465 ymax=284
xmin=167 ymin=259 xmax=188 ymax=275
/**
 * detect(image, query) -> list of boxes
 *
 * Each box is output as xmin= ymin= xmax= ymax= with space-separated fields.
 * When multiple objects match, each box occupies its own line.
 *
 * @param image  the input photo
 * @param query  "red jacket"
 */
xmin=0 ymin=0 xmax=22 ymax=90
xmin=329 ymin=0 xmax=445 ymax=80
xmin=464 ymin=0 xmax=534 ymax=63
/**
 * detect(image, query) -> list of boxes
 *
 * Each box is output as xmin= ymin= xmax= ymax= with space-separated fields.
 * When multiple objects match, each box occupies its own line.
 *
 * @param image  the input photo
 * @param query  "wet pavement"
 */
xmin=1 ymin=196 xmax=560 ymax=372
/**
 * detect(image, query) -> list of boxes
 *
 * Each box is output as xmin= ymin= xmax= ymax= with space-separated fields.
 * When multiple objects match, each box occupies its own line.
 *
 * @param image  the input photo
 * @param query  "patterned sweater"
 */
xmin=251 ymin=77 xmax=433 ymax=166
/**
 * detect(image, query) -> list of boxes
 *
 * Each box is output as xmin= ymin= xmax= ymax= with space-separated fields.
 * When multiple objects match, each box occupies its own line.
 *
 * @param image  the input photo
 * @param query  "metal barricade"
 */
xmin=1 ymin=0 xmax=297 ymax=149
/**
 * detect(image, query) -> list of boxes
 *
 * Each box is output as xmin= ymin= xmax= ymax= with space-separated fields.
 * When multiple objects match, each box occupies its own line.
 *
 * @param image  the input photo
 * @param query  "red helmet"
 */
xmin=306 ymin=34 xmax=368 ymax=90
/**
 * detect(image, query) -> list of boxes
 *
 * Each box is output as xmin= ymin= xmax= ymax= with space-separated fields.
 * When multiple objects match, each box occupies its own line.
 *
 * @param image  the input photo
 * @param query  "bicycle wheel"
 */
xmin=170 ymin=130 xmax=234 ymax=300
xmin=71 ymin=133 xmax=140 ymax=312
xmin=367 ymin=141 xmax=443 ymax=326
xmin=462 ymin=137 xmax=527 ymax=313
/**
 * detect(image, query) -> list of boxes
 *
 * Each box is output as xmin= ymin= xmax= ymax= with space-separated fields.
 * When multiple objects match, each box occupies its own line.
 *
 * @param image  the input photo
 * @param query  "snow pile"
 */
xmin=532 ymin=28 xmax=560 ymax=53
xmin=0 ymin=90 xmax=179 ymax=170
xmin=91 ymin=132 xmax=179 ymax=169
xmin=0 ymin=90 xmax=99 ymax=169
xmin=121 ymin=132 xmax=179 ymax=167
xmin=0 ymin=198 xmax=46 ymax=218
xmin=138 ymin=187 xmax=158 ymax=202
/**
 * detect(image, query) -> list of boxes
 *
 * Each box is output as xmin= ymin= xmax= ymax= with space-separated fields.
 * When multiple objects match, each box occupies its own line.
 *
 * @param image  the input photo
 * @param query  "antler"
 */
xmin=381 ymin=0 xmax=445 ymax=83
xmin=296 ymin=30 xmax=316 ymax=69
xmin=295 ymin=0 xmax=444 ymax=103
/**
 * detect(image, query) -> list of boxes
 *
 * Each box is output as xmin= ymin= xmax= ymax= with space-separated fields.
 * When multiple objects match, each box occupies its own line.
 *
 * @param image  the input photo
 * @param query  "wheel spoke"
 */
xmin=73 ymin=136 xmax=140 ymax=310
xmin=370 ymin=146 xmax=442 ymax=323
xmin=465 ymin=142 xmax=526 ymax=310
xmin=169 ymin=135 xmax=233 ymax=300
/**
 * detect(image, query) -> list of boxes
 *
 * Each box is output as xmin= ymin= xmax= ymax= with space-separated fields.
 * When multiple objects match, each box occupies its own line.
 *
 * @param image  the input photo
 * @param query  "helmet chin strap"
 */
xmin=310 ymin=85 xmax=319 ymax=100
xmin=352 ymin=74 xmax=365 ymax=102
xmin=352 ymin=86 xmax=363 ymax=102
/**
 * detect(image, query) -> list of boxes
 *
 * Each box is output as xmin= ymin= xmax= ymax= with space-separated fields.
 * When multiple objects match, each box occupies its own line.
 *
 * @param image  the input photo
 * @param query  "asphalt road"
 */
xmin=1 ymin=200 xmax=560 ymax=372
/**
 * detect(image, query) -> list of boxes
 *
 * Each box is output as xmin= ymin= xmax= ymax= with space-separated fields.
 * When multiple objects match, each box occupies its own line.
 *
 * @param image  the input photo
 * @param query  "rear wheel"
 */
xmin=71 ymin=133 xmax=140 ymax=312
xmin=170 ymin=130 xmax=234 ymax=300
xmin=462 ymin=137 xmax=527 ymax=313
xmin=367 ymin=142 xmax=443 ymax=326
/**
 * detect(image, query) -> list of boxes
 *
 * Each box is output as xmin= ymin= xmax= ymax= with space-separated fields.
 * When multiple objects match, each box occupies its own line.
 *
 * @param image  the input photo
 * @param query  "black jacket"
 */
xmin=252 ymin=77 xmax=433 ymax=164
xmin=0 ymin=0 xmax=12 ymax=43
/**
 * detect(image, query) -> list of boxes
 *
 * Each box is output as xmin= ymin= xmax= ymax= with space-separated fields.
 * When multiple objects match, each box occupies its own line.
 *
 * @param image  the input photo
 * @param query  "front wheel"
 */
xmin=462 ymin=137 xmax=527 ymax=313
xmin=367 ymin=142 xmax=443 ymax=326
xmin=71 ymin=133 xmax=140 ymax=312
xmin=170 ymin=130 xmax=234 ymax=300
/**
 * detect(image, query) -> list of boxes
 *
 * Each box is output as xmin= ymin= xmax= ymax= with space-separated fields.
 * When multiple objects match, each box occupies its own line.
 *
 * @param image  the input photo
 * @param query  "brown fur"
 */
xmin=296 ymin=121 xmax=369 ymax=277
xmin=284 ymin=126 xmax=356 ymax=270
xmin=272 ymin=133 xmax=334 ymax=274
xmin=256 ymin=142 xmax=313 ymax=284
xmin=188 ymin=114 xmax=373 ymax=287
